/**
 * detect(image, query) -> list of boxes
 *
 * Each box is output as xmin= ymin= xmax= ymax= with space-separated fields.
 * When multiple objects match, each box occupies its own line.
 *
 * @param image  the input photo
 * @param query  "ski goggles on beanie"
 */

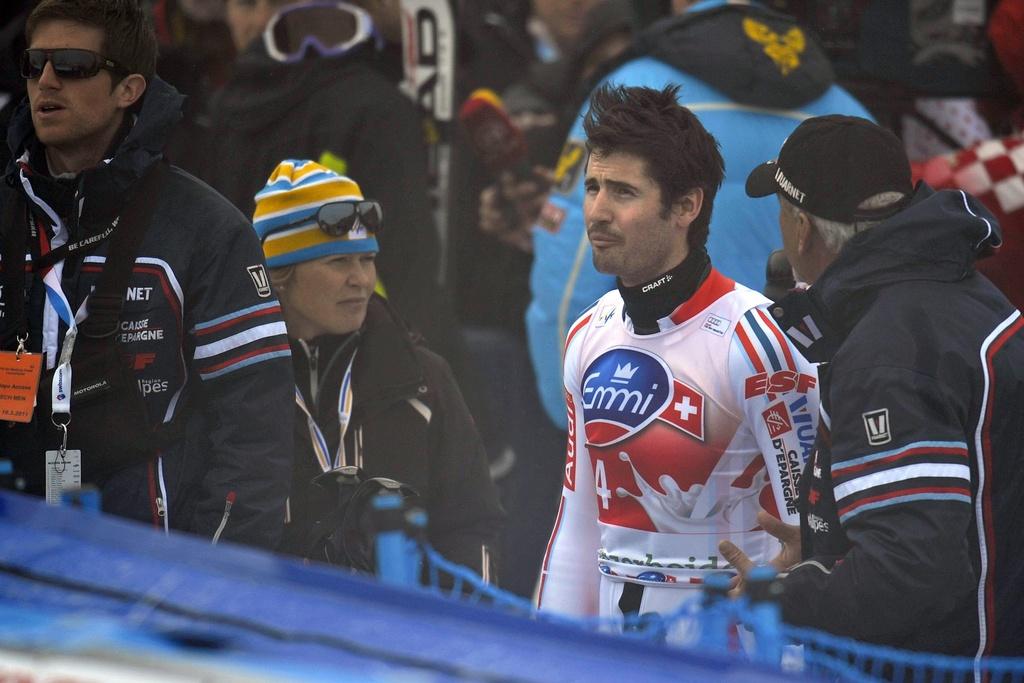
xmin=309 ymin=200 xmax=383 ymax=236
xmin=262 ymin=1 xmax=380 ymax=64
xmin=21 ymin=48 xmax=127 ymax=80
xmin=253 ymin=159 xmax=381 ymax=268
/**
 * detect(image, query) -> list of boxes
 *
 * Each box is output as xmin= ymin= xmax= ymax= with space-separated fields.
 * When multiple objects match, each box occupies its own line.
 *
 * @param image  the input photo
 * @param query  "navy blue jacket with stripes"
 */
xmin=0 ymin=79 xmax=294 ymax=550
xmin=772 ymin=184 xmax=1024 ymax=656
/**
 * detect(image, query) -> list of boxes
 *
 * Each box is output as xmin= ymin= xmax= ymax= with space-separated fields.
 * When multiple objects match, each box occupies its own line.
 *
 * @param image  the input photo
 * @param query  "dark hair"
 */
xmin=583 ymin=83 xmax=724 ymax=251
xmin=26 ymin=0 xmax=158 ymax=81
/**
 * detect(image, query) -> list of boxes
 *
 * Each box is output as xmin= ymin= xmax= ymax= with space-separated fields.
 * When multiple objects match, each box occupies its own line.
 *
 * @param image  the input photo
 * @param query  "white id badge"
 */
xmin=45 ymin=449 xmax=82 ymax=505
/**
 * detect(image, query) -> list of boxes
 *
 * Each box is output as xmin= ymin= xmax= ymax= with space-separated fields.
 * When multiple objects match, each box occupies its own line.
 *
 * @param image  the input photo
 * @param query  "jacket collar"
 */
xmin=5 ymin=77 xmax=183 ymax=226
xmin=773 ymin=183 xmax=1002 ymax=363
xmin=352 ymin=295 xmax=426 ymax=408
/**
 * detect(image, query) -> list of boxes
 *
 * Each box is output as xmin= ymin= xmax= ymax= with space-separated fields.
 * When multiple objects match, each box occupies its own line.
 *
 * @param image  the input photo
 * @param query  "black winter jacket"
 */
xmin=201 ymin=40 xmax=451 ymax=352
xmin=0 ymin=78 xmax=294 ymax=550
xmin=283 ymin=295 xmax=504 ymax=576
xmin=774 ymin=185 xmax=1024 ymax=656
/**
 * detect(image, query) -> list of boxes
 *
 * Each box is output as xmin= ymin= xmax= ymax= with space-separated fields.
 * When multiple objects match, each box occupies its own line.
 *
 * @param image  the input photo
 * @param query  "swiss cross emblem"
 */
xmin=656 ymin=379 xmax=704 ymax=441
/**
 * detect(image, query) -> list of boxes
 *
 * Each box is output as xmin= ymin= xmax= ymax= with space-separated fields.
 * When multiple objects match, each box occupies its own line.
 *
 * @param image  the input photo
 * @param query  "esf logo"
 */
xmin=581 ymin=348 xmax=671 ymax=445
xmin=744 ymin=370 xmax=816 ymax=398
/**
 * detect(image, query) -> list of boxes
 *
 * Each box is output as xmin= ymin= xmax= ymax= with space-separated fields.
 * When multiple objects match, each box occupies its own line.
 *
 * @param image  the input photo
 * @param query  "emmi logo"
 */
xmin=584 ymin=363 xmax=655 ymax=414
xmin=581 ymin=348 xmax=671 ymax=431
xmin=125 ymin=286 xmax=153 ymax=301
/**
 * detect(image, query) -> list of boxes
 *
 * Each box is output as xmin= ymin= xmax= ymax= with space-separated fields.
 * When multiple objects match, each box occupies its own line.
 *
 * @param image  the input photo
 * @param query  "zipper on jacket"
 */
xmin=212 ymin=491 xmax=236 ymax=545
xmin=298 ymin=339 xmax=320 ymax=407
xmin=309 ymin=344 xmax=319 ymax=405
xmin=353 ymin=426 xmax=363 ymax=470
xmin=157 ymin=455 xmax=170 ymax=534
xmin=147 ymin=459 xmax=160 ymax=529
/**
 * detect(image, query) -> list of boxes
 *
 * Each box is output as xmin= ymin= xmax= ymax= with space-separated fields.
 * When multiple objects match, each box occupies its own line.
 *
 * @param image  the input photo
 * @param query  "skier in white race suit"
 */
xmin=538 ymin=84 xmax=818 ymax=620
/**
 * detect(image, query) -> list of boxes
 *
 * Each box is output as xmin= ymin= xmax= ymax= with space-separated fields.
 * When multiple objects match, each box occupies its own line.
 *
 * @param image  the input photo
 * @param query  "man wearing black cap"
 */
xmin=726 ymin=115 xmax=1024 ymax=656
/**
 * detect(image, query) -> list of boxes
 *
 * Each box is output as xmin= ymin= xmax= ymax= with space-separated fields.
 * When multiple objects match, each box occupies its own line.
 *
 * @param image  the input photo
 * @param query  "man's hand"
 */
xmin=478 ymin=166 xmax=555 ymax=253
xmin=718 ymin=510 xmax=801 ymax=597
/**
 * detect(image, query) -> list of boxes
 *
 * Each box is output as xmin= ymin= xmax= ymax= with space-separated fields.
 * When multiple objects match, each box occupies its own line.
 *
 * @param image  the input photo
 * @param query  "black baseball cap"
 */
xmin=745 ymin=115 xmax=913 ymax=223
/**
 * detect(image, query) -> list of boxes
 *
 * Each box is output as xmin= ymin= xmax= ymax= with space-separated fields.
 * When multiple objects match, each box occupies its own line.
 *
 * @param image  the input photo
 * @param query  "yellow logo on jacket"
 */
xmin=554 ymin=141 xmax=586 ymax=194
xmin=743 ymin=18 xmax=805 ymax=76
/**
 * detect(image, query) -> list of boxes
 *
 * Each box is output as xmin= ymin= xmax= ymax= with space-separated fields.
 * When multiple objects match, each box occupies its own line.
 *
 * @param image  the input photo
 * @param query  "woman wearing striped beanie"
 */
xmin=252 ymin=159 xmax=504 ymax=577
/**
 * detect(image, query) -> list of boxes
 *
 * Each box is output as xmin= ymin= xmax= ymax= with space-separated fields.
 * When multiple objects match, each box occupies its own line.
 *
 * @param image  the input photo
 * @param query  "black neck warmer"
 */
xmin=22 ymin=113 xmax=135 ymax=232
xmin=618 ymin=247 xmax=711 ymax=334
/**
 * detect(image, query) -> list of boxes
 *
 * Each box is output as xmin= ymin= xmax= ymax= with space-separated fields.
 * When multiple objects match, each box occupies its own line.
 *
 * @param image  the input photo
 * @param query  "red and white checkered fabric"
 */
xmin=950 ymin=136 xmax=1024 ymax=214
xmin=919 ymin=135 xmax=1024 ymax=216
xmin=914 ymin=134 xmax=1024 ymax=309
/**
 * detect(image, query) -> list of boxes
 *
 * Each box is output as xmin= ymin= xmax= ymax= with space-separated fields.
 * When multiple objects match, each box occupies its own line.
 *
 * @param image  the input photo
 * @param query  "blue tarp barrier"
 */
xmin=0 ymin=491 xmax=796 ymax=682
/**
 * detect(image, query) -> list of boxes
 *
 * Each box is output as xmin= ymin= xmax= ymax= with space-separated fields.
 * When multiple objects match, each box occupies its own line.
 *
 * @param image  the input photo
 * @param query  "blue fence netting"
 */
xmin=373 ymin=493 xmax=1024 ymax=683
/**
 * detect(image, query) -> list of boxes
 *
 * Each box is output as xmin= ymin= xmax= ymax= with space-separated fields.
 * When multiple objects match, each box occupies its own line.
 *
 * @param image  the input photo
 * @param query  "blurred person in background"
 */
xmin=150 ymin=0 xmax=235 ymax=174
xmin=252 ymin=159 xmax=504 ymax=576
xmin=457 ymin=0 xmax=638 ymax=598
xmin=480 ymin=0 xmax=639 ymax=248
xmin=203 ymin=0 xmax=456 ymax=366
xmin=0 ymin=1 xmax=33 ymax=171
xmin=911 ymin=0 xmax=1024 ymax=312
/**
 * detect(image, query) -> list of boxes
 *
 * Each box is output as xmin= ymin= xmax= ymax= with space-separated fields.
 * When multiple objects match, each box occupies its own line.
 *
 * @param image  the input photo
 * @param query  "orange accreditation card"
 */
xmin=0 ymin=350 xmax=43 ymax=423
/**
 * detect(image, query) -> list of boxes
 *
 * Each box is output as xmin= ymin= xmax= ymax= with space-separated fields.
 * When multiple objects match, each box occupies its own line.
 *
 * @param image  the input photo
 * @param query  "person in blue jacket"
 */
xmin=527 ymin=0 xmax=873 ymax=428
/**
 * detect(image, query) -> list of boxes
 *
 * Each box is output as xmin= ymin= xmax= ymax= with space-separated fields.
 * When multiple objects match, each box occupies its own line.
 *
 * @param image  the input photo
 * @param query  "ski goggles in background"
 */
xmin=263 ymin=1 xmax=380 ymax=63
xmin=275 ymin=200 xmax=384 ymax=237
xmin=21 ymin=48 xmax=127 ymax=80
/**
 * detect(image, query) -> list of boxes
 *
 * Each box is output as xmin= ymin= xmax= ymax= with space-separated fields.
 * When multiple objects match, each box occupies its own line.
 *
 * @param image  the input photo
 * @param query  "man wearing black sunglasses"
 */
xmin=0 ymin=0 xmax=293 ymax=552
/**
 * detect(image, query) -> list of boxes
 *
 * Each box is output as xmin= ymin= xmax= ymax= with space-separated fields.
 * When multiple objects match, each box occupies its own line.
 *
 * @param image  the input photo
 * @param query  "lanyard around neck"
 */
xmin=17 ymin=166 xmax=93 ymax=451
xmin=294 ymin=350 xmax=357 ymax=473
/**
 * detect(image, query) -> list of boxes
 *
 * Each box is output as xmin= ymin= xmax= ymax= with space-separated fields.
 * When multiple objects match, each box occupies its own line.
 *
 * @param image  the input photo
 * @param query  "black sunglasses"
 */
xmin=21 ymin=48 xmax=127 ymax=80
xmin=278 ymin=200 xmax=383 ymax=236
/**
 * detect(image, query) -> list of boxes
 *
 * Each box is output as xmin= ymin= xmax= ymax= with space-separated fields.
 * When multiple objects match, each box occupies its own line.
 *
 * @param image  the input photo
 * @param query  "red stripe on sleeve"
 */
xmin=978 ymin=314 xmax=1024 ymax=654
xmin=755 ymin=307 xmax=797 ymax=372
xmin=564 ymin=313 xmax=593 ymax=354
xmin=200 ymin=342 xmax=291 ymax=374
xmin=735 ymin=322 xmax=767 ymax=374
xmin=838 ymin=485 xmax=972 ymax=517
xmin=536 ymin=496 xmax=567 ymax=608
xmin=195 ymin=305 xmax=283 ymax=337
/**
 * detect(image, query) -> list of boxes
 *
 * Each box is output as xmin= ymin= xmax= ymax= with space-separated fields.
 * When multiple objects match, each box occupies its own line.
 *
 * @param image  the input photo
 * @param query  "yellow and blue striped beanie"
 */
xmin=253 ymin=159 xmax=379 ymax=268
